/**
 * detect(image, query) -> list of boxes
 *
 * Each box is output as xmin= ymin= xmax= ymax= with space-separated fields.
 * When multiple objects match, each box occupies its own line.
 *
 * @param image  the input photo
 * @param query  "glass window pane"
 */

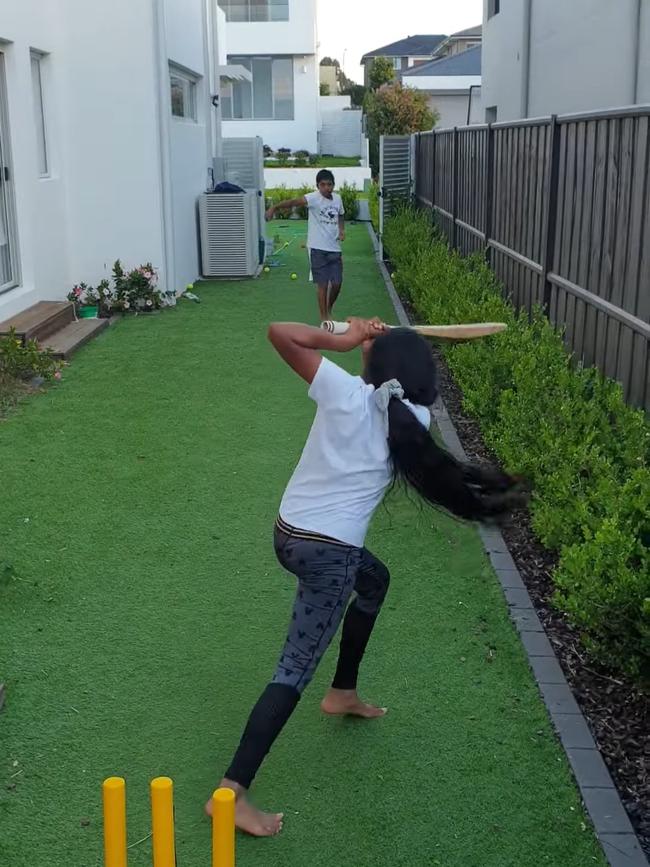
xmin=229 ymin=0 xmax=248 ymax=21
xmin=252 ymin=58 xmax=273 ymax=117
xmin=31 ymin=55 xmax=48 ymax=175
xmin=170 ymin=75 xmax=185 ymax=116
xmin=233 ymin=79 xmax=252 ymax=118
xmin=270 ymin=0 xmax=289 ymax=21
xmin=272 ymin=57 xmax=293 ymax=120
xmin=250 ymin=1 xmax=268 ymax=22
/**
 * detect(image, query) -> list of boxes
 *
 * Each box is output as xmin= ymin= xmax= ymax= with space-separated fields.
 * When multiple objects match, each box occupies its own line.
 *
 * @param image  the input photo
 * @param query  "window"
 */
xmin=222 ymin=56 xmax=294 ymax=120
xmin=30 ymin=51 xmax=48 ymax=176
xmin=169 ymin=66 xmax=198 ymax=120
xmin=485 ymin=105 xmax=497 ymax=123
xmin=392 ymin=57 xmax=402 ymax=71
xmin=488 ymin=0 xmax=500 ymax=18
xmin=218 ymin=0 xmax=289 ymax=22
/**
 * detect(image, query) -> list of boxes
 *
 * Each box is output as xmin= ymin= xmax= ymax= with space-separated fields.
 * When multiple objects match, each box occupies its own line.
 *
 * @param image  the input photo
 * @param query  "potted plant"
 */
xmin=67 ymin=282 xmax=99 ymax=318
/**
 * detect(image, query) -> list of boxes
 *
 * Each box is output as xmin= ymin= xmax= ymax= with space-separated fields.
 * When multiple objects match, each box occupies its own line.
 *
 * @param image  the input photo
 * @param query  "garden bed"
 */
xmin=393 ymin=265 xmax=650 ymax=860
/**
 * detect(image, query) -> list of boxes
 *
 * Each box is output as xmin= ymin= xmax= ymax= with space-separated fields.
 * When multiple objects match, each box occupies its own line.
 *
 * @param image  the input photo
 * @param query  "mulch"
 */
xmin=428 ymin=340 xmax=650 ymax=856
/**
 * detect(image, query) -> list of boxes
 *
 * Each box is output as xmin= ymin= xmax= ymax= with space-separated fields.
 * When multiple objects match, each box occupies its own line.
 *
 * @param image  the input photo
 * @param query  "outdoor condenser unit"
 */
xmin=199 ymin=191 xmax=259 ymax=277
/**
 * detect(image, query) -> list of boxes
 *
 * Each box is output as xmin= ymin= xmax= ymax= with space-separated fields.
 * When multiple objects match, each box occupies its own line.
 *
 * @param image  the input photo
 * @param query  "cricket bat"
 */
xmin=320 ymin=321 xmax=507 ymax=340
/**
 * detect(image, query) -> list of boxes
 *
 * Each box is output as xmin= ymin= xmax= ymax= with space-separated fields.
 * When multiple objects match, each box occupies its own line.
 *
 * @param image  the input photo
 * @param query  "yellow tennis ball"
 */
xmin=186 ymin=283 xmax=194 ymax=290
xmin=291 ymin=273 xmax=298 ymax=280
xmin=264 ymin=266 xmax=270 ymax=273
xmin=391 ymin=272 xmax=396 ymax=279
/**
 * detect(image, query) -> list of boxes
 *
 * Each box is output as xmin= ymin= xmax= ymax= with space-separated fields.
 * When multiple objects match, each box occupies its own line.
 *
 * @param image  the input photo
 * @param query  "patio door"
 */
xmin=0 ymin=52 xmax=19 ymax=292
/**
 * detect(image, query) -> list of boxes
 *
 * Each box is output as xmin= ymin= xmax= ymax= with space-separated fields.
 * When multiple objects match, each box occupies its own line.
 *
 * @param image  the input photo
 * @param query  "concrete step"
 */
xmin=0 ymin=301 xmax=75 ymax=344
xmin=39 ymin=317 xmax=109 ymax=360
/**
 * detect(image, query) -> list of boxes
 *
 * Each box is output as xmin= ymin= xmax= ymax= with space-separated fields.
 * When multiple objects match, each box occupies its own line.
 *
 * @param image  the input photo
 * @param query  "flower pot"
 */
xmin=79 ymin=305 xmax=99 ymax=319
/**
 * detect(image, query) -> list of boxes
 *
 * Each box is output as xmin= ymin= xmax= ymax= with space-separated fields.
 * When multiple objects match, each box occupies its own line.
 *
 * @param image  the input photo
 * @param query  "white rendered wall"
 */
xmin=222 ymin=55 xmax=319 ymax=152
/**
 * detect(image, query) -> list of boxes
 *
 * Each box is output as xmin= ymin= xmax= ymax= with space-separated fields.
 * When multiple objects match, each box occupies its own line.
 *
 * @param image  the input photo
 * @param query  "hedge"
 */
xmin=265 ymin=183 xmax=360 ymax=221
xmin=384 ymin=206 xmax=650 ymax=683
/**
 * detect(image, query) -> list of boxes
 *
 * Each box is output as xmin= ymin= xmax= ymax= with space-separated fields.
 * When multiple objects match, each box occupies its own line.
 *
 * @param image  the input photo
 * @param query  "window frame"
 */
xmin=169 ymin=64 xmax=199 ymax=122
xmin=30 ymin=50 xmax=49 ymax=178
xmin=488 ymin=0 xmax=500 ymax=19
xmin=222 ymin=55 xmax=294 ymax=121
xmin=218 ymin=0 xmax=289 ymax=23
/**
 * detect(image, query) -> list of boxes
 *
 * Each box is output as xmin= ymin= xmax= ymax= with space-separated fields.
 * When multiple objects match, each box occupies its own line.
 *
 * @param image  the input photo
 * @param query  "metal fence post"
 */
xmin=452 ymin=127 xmax=459 ymax=249
xmin=542 ymin=115 xmax=561 ymax=314
xmin=431 ymin=132 xmax=437 ymax=231
xmin=484 ymin=123 xmax=495 ymax=266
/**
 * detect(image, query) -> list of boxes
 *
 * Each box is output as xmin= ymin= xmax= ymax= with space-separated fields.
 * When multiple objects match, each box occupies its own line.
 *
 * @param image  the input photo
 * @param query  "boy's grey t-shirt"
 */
xmin=305 ymin=191 xmax=345 ymax=253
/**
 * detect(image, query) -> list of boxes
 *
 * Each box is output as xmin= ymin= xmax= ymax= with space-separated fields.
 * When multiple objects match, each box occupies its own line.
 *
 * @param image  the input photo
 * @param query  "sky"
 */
xmin=317 ymin=0 xmax=483 ymax=83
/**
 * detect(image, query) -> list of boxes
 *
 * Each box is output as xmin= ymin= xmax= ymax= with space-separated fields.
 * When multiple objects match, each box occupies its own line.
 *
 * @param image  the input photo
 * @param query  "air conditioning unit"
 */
xmin=199 ymin=192 xmax=259 ymax=277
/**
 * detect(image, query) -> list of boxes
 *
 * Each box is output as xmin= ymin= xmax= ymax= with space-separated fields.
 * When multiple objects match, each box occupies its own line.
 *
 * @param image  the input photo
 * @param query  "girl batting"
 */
xmin=206 ymin=318 xmax=521 ymax=836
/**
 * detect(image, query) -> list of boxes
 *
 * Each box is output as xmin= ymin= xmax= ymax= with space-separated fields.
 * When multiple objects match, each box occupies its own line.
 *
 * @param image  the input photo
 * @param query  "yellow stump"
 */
xmin=212 ymin=787 xmax=236 ymax=867
xmin=150 ymin=777 xmax=176 ymax=867
xmin=103 ymin=777 xmax=128 ymax=867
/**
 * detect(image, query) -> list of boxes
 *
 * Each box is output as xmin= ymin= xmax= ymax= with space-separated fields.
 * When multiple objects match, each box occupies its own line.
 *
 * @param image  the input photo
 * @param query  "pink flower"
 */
xmin=54 ymin=370 xmax=62 ymax=380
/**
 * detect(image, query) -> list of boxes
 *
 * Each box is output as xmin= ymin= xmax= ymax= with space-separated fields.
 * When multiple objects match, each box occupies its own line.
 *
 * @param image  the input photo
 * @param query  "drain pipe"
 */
xmin=521 ymin=0 xmax=532 ymax=117
xmin=633 ymin=0 xmax=642 ymax=103
xmin=467 ymin=84 xmax=481 ymax=125
xmin=151 ymin=0 xmax=176 ymax=295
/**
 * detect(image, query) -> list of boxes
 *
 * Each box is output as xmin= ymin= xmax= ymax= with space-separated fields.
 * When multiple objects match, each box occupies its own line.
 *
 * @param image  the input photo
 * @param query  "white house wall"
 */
xmin=0 ymin=0 xmax=168 ymax=320
xmin=429 ymin=92 xmax=484 ymax=129
xmin=0 ymin=0 xmax=221 ymax=321
xmin=225 ymin=0 xmax=317 ymax=55
xmin=164 ymin=0 xmax=213 ymax=293
xmin=222 ymin=54 xmax=319 ymax=152
xmin=57 ymin=0 xmax=166 ymax=289
xmin=0 ymin=1 xmax=69 ymax=318
xmin=483 ymin=0 xmax=650 ymax=121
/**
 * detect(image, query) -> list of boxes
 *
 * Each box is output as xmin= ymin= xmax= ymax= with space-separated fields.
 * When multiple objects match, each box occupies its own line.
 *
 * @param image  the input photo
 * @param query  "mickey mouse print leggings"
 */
xmin=224 ymin=516 xmax=390 ymax=789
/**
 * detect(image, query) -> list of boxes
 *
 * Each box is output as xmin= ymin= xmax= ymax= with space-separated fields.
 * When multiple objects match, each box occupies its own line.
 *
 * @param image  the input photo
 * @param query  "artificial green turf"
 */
xmin=0 ymin=223 xmax=605 ymax=866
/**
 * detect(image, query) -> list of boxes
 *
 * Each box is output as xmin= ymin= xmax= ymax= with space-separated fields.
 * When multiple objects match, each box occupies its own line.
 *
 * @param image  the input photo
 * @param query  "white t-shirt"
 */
xmin=279 ymin=358 xmax=431 ymax=548
xmin=305 ymin=191 xmax=345 ymax=253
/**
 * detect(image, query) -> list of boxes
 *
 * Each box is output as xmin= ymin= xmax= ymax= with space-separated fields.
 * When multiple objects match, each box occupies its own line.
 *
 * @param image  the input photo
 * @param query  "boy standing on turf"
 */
xmin=265 ymin=170 xmax=345 ymax=320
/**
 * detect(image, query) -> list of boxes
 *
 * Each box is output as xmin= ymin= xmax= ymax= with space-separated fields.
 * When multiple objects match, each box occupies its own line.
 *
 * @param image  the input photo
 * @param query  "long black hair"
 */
xmin=365 ymin=328 xmax=523 ymax=522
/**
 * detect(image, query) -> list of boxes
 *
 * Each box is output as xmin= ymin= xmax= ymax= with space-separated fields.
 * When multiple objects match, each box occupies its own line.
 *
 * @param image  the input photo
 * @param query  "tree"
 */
xmin=365 ymin=82 xmax=438 ymax=173
xmin=368 ymin=56 xmax=395 ymax=91
xmin=320 ymin=83 xmax=331 ymax=96
xmin=344 ymin=83 xmax=367 ymax=107
xmin=320 ymin=57 xmax=340 ymax=67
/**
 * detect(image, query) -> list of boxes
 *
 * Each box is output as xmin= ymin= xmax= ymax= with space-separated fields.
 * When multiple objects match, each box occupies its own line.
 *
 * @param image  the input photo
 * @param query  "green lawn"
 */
xmin=0 ymin=223 xmax=605 ymax=866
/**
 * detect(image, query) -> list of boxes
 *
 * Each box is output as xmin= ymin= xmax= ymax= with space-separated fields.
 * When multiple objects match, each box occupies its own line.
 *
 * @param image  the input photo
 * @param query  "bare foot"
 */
xmin=204 ymin=780 xmax=284 ymax=837
xmin=320 ymin=688 xmax=387 ymax=719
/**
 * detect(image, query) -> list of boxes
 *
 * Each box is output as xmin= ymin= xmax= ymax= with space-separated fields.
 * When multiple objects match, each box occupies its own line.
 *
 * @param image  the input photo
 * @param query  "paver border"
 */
xmin=367 ymin=222 xmax=649 ymax=867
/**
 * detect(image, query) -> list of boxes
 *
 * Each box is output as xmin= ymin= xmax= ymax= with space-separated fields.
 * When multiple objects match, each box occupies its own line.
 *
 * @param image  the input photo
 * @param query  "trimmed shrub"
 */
xmin=339 ymin=182 xmax=360 ymax=220
xmin=384 ymin=205 xmax=650 ymax=683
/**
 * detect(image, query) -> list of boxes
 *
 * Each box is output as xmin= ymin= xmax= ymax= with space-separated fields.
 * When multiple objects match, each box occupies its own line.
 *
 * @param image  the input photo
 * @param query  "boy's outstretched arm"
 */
xmin=268 ymin=319 xmax=385 ymax=383
xmin=265 ymin=197 xmax=308 ymax=221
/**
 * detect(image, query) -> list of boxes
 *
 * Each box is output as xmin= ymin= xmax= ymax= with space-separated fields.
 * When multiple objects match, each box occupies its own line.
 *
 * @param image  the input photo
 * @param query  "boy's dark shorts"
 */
xmin=310 ymin=249 xmax=343 ymax=286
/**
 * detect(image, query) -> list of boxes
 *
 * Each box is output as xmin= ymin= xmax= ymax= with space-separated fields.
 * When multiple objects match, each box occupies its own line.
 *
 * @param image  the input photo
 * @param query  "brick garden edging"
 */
xmin=367 ymin=223 xmax=649 ymax=867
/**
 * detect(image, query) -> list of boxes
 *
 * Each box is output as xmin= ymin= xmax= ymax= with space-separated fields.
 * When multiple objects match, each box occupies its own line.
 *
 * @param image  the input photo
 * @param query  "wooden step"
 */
xmin=39 ymin=317 xmax=109 ymax=360
xmin=0 ymin=301 xmax=75 ymax=344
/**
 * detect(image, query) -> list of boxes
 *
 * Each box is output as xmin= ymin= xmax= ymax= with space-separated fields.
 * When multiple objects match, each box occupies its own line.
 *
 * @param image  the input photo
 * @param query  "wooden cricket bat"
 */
xmin=320 ymin=321 xmax=507 ymax=340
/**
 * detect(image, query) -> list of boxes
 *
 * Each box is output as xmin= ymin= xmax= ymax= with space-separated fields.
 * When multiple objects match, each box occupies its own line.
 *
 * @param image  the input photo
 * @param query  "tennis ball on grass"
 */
xmin=291 ymin=273 xmax=298 ymax=280
xmin=264 ymin=266 xmax=270 ymax=273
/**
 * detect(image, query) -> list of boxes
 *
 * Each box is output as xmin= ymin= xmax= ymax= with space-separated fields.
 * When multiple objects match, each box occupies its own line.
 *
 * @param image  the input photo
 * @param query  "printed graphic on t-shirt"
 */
xmin=306 ymin=192 xmax=344 ymax=253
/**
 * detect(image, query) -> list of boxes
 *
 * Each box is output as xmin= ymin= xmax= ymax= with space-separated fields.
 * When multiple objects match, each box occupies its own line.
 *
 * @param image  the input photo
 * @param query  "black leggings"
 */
xmin=224 ymin=520 xmax=390 ymax=789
